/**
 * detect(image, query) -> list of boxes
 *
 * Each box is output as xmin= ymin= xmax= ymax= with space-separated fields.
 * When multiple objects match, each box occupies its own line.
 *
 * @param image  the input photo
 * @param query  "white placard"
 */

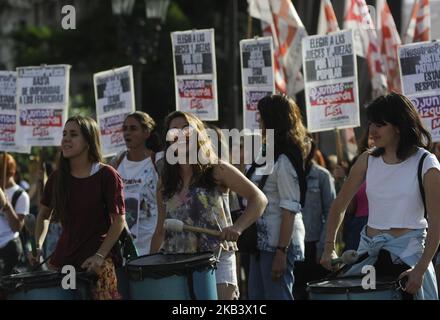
xmin=93 ymin=65 xmax=135 ymax=157
xmin=302 ymin=30 xmax=360 ymax=132
xmin=0 ymin=71 xmax=31 ymax=153
xmin=16 ymin=65 xmax=70 ymax=147
xmin=398 ymin=40 xmax=440 ymax=142
xmin=171 ymin=29 xmax=218 ymax=121
xmin=240 ymin=37 xmax=275 ymax=130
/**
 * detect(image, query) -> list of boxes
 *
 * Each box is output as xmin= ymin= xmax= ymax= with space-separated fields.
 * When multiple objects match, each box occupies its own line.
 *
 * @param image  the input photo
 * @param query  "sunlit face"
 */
xmin=123 ymin=116 xmax=149 ymax=150
xmin=61 ymin=121 xmax=89 ymax=159
xmin=368 ymin=121 xmax=399 ymax=149
xmin=167 ymin=117 xmax=196 ymax=158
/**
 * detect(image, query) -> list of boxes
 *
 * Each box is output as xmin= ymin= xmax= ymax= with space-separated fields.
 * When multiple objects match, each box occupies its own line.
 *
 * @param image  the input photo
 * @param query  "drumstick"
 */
xmin=164 ymin=219 xmax=222 ymax=237
xmin=331 ymin=250 xmax=359 ymax=266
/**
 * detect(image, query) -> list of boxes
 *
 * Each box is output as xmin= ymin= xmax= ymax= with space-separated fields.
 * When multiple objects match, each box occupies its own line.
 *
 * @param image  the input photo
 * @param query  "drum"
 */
xmin=0 ymin=270 xmax=94 ymax=300
xmin=307 ymin=276 xmax=402 ymax=300
xmin=127 ymin=252 xmax=217 ymax=300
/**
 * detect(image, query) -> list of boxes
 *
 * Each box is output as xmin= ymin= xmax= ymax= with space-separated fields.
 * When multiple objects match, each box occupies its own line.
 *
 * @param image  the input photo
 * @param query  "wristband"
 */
xmin=95 ymin=252 xmax=105 ymax=260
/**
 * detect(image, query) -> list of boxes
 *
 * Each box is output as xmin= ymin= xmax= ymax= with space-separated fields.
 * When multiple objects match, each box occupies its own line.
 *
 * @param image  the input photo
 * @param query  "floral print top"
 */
xmin=161 ymin=187 xmax=238 ymax=253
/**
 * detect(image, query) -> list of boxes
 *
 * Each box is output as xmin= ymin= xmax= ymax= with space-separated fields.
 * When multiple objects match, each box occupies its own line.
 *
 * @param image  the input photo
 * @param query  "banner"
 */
xmin=16 ymin=65 xmax=70 ymax=147
xmin=399 ymin=40 xmax=440 ymax=141
xmin=0 ymin=71 xmax=31 ymax=153
xmin=171 ymin=29 xmax=218 ymax=121
xmin=93 ymin=65 xmax=135 ymax=157
xmin=303 ymin=30 xmax=360 ymax=132
xmin=240 ymin=37 xmax=275 ymax=130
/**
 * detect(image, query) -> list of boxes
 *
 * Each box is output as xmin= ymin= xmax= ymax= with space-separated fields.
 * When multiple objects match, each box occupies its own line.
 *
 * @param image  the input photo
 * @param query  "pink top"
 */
xmin=354 ymin=182 xmax=368 ymax=218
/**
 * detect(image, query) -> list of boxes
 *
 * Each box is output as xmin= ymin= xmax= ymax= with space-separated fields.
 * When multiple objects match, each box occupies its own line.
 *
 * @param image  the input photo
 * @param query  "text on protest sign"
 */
xmin=240 ymin=37 xmax=275 ymax=130
xmin=16 ymin=65 xmax=70 ymax=147
xmin=171 ymin=29 xmax=218 ymax=121
xmin=93 ymin=66 xmax=135 ymax=157
xmin=303 ymin=30 xmax=360 ymax=133
xmin=399 ymin=41 xmax=440 ymax=142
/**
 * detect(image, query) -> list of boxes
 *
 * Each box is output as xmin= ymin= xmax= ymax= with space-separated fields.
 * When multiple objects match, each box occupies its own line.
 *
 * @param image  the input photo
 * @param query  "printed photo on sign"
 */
xmin=172 ymin=30 xmax=213 ymax=76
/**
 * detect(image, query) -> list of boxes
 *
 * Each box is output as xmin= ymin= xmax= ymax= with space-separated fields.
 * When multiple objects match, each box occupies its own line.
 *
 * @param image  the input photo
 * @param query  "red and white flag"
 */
xmin=317 ymin=0 xmax=340 ymax=34
xmin=248 ymin=0 xmax=307 ymax=95
xmin=404 ymin=0 xmax=431 ymax=44
xmin=377 ymin=0 xmax=402 ymax=93
xmin=344 ymin=0 xmax=387 ymax=96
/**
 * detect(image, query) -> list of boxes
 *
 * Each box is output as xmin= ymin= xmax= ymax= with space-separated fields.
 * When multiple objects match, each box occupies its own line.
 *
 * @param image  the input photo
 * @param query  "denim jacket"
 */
xmin=302 ymin=163 xmax=336 ymax=254
xmin=249 ymin=154 xmax=305 ymax=261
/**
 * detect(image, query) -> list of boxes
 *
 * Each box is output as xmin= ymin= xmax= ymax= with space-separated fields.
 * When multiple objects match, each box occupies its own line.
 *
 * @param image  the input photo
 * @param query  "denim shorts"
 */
xmin=215 ymin=249 xmax=238 ymax=286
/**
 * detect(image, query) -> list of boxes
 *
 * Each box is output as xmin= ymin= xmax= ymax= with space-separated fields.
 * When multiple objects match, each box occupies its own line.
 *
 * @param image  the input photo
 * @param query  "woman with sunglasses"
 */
xmin=321 ymin=93 xmax=440 ymax=300
xmin=150 ymin=111 xmax=268 ymax=300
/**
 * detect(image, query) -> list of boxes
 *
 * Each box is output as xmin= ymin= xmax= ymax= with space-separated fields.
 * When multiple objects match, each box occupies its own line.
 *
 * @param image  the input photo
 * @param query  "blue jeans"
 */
xmin=248 ymin=248 xmax=296 ymax=300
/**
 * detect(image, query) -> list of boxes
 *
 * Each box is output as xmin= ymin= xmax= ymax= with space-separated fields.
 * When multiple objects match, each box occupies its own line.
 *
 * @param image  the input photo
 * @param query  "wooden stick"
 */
xmin=246 ymin=14 xmax=253 ymax=39
xmin=183 ymin=225 xmax=222 ymax=237
xmin=334 ymin=128 xmax=345 ymax=165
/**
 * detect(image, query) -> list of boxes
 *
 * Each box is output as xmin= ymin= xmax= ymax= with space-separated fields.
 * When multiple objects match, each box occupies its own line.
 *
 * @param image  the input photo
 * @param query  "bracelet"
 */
xmin=95 ymin=252 xmax=105 ymax=260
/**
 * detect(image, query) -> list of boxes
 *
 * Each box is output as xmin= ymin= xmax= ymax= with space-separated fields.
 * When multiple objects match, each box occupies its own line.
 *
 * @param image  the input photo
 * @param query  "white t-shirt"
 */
xmin=117 ymin=154 xmax=158 ymax=256
xmin=0 ymin=184 xmax=30 ymax=248
xmin=366 ymin=148 xmax=440 ymax=230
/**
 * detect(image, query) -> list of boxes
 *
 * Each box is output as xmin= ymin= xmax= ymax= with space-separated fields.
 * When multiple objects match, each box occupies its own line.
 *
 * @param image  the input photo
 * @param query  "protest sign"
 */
xmin=240 ymin=37 xmax=275 ymax=130
xmin=16 ymin=65 xmax=70 ymax=147
xmin=171 ymin=29 xmax=218 ymax=121
xmin=94 ymin=65 xmax=135 ymax=157
xmin=303 ymin=30 xmax=360 ymax=132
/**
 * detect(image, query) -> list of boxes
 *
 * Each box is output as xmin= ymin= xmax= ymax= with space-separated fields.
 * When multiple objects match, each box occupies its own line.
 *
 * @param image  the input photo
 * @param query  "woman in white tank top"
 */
xmin=320 ymin=93 xmax=440 ymax=299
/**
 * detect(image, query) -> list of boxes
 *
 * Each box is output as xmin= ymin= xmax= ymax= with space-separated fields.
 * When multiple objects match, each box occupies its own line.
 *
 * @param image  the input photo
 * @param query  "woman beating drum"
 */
xmin=30 ymin=116 xmax=126 ymax=300
xmin=321 ymin=93 xmax=440 ymax=300
xmin=150 ymin=111 xmax=268 ymax=300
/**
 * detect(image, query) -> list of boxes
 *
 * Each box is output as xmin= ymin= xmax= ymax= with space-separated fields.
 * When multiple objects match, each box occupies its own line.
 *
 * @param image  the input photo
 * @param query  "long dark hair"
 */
xmin=257 ymin=94 xmax=307 ymax=205
xmin=53 ymin=115 xmax=103 ymax=225
xmin=367 ymin=92 xmax=432 ymax=160
xmin=161 ymin=111 xmax=217 ymax=200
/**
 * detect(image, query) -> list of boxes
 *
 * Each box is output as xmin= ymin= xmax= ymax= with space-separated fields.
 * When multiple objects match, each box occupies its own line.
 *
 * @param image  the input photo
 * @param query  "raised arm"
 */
xmin=320 ymin=151 xmax=369 ymax=270
xmin=214 ymin=161 xmax=268 ymax=242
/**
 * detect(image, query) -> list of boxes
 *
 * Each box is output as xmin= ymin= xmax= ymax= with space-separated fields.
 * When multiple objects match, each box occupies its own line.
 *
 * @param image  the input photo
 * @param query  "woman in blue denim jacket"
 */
xmin=294 ymin=134 xmax=336 ymax=299
xmin=247 ymin=94 xmax=307 ymax=300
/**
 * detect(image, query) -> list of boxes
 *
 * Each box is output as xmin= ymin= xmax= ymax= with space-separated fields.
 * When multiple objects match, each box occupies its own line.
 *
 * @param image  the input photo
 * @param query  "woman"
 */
xmin=150 ymin=111 xmax=267 ymax=300
xmin=247 ymin=94 xmax=307 ymax=300
xmin=111 ymin=111 xmax=160 ymax=256
xmin=0 ymin=154 xmax=30 ymax=276
xmin=321 ymin=93 xmax=440 ymax=300
xmin=31 ymin=116 xmax=125 ymax=300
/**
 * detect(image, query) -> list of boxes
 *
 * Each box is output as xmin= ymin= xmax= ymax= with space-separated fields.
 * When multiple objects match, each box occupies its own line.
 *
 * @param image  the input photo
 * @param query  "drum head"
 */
xmin=307 ymin=275 xmax=397 ymax=294
xmin=127 ymin=252 xmax=216 ymax=279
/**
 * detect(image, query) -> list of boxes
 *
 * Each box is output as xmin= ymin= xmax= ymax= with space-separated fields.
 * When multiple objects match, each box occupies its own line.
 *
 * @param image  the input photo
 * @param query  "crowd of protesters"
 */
xmin=0 ymin=92 xmax=439 ymax=300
